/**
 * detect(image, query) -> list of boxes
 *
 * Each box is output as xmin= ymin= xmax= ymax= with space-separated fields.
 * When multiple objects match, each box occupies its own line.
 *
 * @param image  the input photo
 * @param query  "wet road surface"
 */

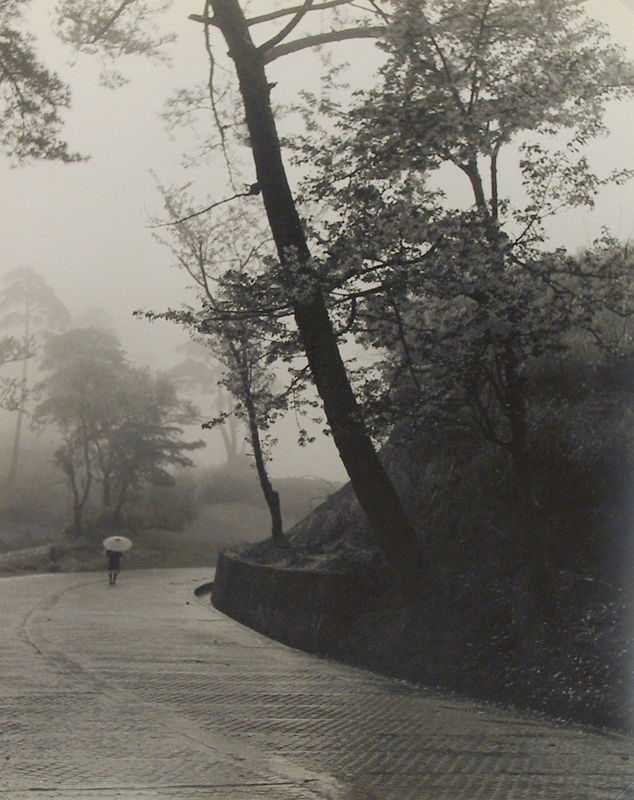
xmin=0 ymin=568 xmax=633 ymax=799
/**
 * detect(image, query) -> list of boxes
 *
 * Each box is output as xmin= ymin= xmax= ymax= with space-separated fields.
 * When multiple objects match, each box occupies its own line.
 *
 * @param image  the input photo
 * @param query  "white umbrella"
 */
xmin=103 ymin=535 xmax=133 ymax=552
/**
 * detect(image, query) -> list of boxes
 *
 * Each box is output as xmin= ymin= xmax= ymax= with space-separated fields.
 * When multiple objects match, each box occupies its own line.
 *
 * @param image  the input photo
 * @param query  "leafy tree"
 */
xmin=0 ymin=266 xmax=70 ymax=481
xmin=0 ymin=1 xmax=81 ymax=162
xmin=35 ymin=328 xmax=127 ymax=534
xmin=295 ymin=0 xmax=634 ymax=472
xmin=188 ymin=0 xmax=428 ymax=582
xmin=35 ymin=327 xmax=204 ymax=535
xmin=95 ymin=366 xmax=204 ymax=523
xmin=192 ymin=281 xmax=290 ymax=542
xmin=347 ymin=0 xmax=634 ymax=215
xmin=150 ymin=197 xmax=306 ymax=542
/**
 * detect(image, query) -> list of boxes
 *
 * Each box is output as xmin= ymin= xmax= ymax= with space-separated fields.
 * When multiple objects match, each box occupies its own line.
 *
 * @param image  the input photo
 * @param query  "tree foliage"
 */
xmin=293 ymin=0 xmax=634 ymax=472
xmin=55 ymin=0 xmax=176 ymax=87
xmin=354 ymin=0 xmax=634 ymax=188
xmin=149 ymin=195 xmax=307 ymax=540
xmin=35 ymin=327 xmax=204 ymax=534
xmin=0 ymin=1 xmax=82 ymax=161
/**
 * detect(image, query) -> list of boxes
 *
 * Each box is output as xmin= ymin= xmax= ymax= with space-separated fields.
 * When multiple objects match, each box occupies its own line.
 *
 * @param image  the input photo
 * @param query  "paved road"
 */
xmin=1 ymin=569 xmax=633 ymax=800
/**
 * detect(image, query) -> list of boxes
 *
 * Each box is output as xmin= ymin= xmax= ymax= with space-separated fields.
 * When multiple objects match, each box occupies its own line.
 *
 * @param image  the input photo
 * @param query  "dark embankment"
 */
xmin=215 ymin=426 xmax=634 ymax=733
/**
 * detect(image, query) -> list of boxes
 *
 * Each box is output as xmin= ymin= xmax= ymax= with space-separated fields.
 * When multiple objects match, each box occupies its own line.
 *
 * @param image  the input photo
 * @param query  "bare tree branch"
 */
xmin=366 ymin=0 xmax=390 ymax=23
xmin=258 ymin=0 xmax=315 ymax=55
xmin=248 ymin=0 xmax=354 ymax=25
xmin=263 ymin=26 xmax=385 ymax=63
xmin=189 ymin=1 xmax=354 ymax=28
xmin=148 ymin=187 xmax=260 ymax=228
xmin=86 ymin=0 xmax=137 ymax=44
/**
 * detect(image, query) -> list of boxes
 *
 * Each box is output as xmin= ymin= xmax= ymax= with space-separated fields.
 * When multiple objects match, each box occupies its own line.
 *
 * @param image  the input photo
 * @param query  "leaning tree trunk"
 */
xmin=209 ymin=0 xmax=426 ymax=584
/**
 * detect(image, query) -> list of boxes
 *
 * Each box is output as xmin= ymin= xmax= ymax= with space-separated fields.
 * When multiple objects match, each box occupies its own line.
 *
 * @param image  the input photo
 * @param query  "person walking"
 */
xmin=105 ymin=549 xmax=122 ymax=585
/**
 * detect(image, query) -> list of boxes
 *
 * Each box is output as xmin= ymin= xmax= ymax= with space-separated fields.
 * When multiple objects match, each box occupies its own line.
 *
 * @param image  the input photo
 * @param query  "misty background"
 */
xmin=0 ymin=0 xmax=633 ymax=529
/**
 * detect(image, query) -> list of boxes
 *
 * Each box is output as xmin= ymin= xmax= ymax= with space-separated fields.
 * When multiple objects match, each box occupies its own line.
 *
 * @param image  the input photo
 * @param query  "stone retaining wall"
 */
xmin=211 ymin=551 xmax=384 ymax=655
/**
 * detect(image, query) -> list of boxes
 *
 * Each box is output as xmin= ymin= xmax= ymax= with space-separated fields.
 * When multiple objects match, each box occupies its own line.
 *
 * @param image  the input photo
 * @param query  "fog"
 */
xmin=0 ymin=0 xmax=633 ymax=482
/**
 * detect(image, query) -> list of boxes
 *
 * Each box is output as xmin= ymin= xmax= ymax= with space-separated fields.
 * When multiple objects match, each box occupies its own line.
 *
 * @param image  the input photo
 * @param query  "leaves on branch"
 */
xmin=0 ymin=1 xmax=84 ymax=162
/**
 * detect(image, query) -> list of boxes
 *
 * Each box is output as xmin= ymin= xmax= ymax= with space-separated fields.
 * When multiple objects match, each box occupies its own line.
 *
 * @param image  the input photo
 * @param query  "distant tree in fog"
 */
xmin=167 ymin=347 xmax=246 ymax=466
xmin=35 ymin=327 xmax=204 ymax=536
xmin=0 ymin=266 xmax=70 ymax=482
xmin=73 ymin=306 xmax=116 ymax=333
xmin=0 ymin=335 xmax=28 ymax=410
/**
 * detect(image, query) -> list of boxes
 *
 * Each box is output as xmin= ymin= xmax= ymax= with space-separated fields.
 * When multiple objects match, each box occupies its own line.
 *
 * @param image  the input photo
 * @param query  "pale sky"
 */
xmin=1 ymin=0 xmax=634 ymax=480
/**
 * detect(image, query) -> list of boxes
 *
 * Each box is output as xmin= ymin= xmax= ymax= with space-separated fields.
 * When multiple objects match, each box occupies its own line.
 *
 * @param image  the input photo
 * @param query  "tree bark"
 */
xmin=244 ymin=390 xmax=284 ymax=541
xmin=209 ymin=0 xmax=426 ymax=583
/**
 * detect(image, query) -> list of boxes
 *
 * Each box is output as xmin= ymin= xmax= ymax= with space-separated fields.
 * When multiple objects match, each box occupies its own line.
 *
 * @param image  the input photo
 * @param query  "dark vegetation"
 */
xmin=202 ymin=0 xmax=634 ymax=732
xmin=237 ymin=350 xmax=634 ymax=732
xmin=4 ymin=0 xmax=634 ymax=736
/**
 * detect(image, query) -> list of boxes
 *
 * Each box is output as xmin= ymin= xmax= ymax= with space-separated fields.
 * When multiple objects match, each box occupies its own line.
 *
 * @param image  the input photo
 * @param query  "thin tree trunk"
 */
xmin=114 ymin=467 xmax=136 ymax=521
xmin=217 ymin=386 xmax=242 ymax=464
xmin=64 ymin=459 xmax=82 ymax=537
xmin=7 ymin=361 xmax=27 ymax=482
xmin=78 ymin=422 xmax=93 ymax=535
xmin=62 ymin=443 xmax=91 ymax=538
xmin=209 ymin=0 xmax=426 ymax=584
xmin=102 ymin=473 xmax=112 ymax=510
xmin=244 ymin=389 xmax=283 ymax=541
xmin=8 ymin=298 xmax=30 ymax=483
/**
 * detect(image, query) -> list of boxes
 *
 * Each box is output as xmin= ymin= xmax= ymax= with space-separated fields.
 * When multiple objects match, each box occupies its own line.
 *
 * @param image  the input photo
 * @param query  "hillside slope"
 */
xmin=237 ymin=429 xmax=634 ymax=732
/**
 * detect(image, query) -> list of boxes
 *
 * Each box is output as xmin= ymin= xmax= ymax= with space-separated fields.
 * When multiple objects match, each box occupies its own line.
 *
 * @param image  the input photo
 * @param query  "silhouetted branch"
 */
xmin=148 ymin=187 xmax=260 ymax=228
xmin=264 ymin=26 xmax=385 ymax=63
xmin=258 ymin=0 xmax=314 ymax=54
xmin=189 ymin=1 xmax=354 ymax=28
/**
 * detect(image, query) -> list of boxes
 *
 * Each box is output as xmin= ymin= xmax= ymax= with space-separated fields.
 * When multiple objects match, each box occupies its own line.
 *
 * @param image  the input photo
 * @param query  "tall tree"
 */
xmin=51 ymin=1 xmax=427 ymax=587
xmin=36 ymin=328 xmax=127 ymax=535
xmin=0 ymin=266 xmax=70 ymax=481
xmin=294 ymin=0 xmax=634 ymax=471
xmin=95 ymin=366 xmax=204 ymax=523
xmin=201 ymin=0 xmax=426 ymax=581
xmin=341 ymin=0 xmax=634 ymax=220
xmin=188 ymin=289 xmax=288 ymax=543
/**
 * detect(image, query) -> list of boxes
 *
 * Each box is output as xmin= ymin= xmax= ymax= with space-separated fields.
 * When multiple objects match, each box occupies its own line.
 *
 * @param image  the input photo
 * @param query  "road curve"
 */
xmin=0 ymin=568 xmax=632 ymax=800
